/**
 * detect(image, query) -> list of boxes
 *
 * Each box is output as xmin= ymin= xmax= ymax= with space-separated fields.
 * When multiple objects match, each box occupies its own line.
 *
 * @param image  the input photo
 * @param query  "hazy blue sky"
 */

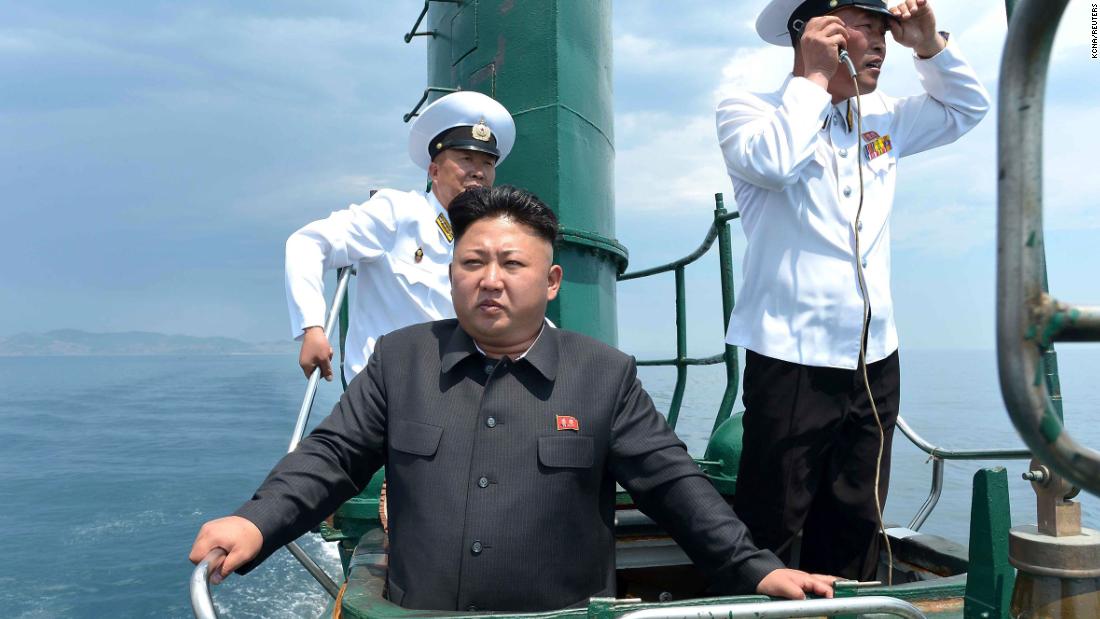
xmin=3 ymin=1 xmax=1098 ymax=358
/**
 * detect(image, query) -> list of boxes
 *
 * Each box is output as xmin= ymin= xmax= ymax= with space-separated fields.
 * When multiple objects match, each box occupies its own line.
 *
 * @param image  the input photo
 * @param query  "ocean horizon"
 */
xmin=2 ymin=347 xmax=1098 ymax=618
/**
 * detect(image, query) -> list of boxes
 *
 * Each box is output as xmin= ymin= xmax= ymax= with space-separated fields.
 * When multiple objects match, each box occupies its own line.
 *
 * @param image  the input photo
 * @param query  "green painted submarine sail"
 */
xmin=421 ymin=0 xmax=624 ymax=345
xmin=188 ymin=1 xmax=1100 ymax=617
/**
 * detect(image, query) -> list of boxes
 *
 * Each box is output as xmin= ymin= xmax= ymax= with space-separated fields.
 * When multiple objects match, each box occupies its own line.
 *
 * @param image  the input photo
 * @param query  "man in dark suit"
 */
xmin=190 ymin=185 xmax=835 ymax=611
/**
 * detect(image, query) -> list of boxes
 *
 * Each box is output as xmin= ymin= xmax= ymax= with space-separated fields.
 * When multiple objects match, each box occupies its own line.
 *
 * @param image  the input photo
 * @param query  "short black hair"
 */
xmin=448 ymin=185 xmax=559 ymax=246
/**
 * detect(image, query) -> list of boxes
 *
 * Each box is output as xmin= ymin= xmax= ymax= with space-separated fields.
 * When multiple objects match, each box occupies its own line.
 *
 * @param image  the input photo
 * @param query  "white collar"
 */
xmin=473 ymin=319 xmax=550 ymax=361
xmin=426 ymin=190 xmax=447 ymax=217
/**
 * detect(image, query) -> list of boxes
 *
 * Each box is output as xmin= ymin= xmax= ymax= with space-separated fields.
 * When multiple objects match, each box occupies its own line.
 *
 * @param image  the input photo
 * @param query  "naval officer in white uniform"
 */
xmin=285 ymin=91 xmax=515 ymax=383
xmin=716 ymin=0 xmax=989 ymax=579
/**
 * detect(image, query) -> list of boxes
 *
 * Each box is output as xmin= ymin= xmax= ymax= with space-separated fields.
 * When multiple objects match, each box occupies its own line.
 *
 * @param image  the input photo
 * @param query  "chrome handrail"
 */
xmin=618 ymin=595 xmax=926 ymax=619
xmin=894 ymin=415 xmax=1030 ymax=531
xmin=287 ymin=541 xmax=341 ymax=598
xmin=895 ymin=415 xmax=1031 ymax=461
xmin=997 ymin=0 xmax=1100 ymax=497
xmin=190 ymin=268 xmax=352 ymax=617
xmin=282 ymin=266 xmax=354 ymax=598
xmin=907 ymin=456 xmax=944 ymax=531
xmin=191 ymin=548 xmax=227 ymax=619
xmin=289 ymin=266 xmax=354 ymax=453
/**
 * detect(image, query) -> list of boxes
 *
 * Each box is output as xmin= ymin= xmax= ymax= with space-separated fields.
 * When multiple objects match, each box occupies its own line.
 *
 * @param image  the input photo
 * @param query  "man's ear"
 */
xmin=546 ymin=264 xmax=563 ymax=302
xmin=448 ymin=261 xmax=454 ymax=283
xmin=428 ymin=160 xmax=440 ymax=183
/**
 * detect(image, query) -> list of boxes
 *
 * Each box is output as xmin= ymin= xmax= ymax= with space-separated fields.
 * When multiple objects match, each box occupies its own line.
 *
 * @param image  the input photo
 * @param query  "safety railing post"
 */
xmin=713 ymin=194 xmax=740 ymax=433
xmin=666 ymin=267 xmax=689 ymax=429
xmin=907 ymin=456 xmax=944 ymax=531
xmin=619 ymin=201 xmax=741 ymax=434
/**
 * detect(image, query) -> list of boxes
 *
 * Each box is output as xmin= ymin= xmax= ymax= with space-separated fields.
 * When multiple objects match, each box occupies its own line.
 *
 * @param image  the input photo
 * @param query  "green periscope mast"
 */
xmin=192 ymin=1 xmax=1100 ymax=617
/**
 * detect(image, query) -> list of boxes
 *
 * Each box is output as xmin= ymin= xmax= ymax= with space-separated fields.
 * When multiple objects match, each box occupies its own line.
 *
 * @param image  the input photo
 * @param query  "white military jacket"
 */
xmin=285 ymin=189 xmax=455 ymax=380
xmin=717 ymin=38 xmax=989 ymax=369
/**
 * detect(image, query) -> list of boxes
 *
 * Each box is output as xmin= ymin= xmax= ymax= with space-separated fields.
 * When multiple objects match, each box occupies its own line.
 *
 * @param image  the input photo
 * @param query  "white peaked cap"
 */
xmin=407 ymin=91 xmax=515 ymax=171
xmin=756 ymin=0 xmax=894 ymax=47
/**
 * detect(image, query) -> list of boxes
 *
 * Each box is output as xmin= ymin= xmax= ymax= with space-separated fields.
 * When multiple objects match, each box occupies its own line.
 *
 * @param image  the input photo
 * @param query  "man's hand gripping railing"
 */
xmin=189 ymin=268 xmax=352 ymax=618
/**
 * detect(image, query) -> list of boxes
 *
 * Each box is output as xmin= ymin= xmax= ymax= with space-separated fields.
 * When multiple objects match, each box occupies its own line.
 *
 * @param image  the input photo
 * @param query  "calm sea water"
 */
xmin=2 ymin=349 xmax=1098 ymax=618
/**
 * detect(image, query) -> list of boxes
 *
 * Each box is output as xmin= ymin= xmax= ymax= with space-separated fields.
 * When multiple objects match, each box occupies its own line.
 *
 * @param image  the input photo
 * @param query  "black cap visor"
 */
xmin=428 ymin=126 xmax=500 ymax=162
xmin=788 ymin=0 xmax=895 ymax=44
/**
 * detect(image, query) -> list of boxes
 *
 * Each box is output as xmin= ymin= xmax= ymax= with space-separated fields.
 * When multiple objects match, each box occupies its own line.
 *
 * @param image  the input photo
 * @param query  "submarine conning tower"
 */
xmin=418 ymin=0 xmax=625 ymax=345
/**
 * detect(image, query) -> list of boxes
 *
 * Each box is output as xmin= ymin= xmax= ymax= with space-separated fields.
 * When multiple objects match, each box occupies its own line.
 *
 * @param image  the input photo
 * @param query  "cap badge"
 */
xmin=556 ymin=415 xmax=579 ymax=432
xmin=435 ymin=213 xmax=454 ymax=243
xmin=471 ymin=118 xmax=492 ymax=142
xmin=414 ymin=247 xmax=424 ymax=263
xmin=829 ymin=0 xmax=839 ymax=7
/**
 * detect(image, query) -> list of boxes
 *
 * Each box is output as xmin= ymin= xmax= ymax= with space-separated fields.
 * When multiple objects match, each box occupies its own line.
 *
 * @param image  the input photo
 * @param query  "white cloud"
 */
xmin=614 ymin=33 xmax=728 ymax=77
xmin=714 ymin=45 xmax=793 ymax=101
xmin=615 ymin=112 xmax=731 ymax=214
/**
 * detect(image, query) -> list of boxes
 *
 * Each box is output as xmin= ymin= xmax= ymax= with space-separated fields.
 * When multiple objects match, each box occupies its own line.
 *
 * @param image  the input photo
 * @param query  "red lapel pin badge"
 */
xmin=556 ymin=415 xmax=579 ymax=432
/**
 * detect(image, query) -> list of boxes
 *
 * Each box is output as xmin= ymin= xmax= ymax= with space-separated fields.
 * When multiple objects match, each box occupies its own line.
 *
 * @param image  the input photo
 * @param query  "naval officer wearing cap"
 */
xmin=716 ymin=0 xmax=989 ymax=579
xmin=285 ymin=91 xmax=515 ymax=384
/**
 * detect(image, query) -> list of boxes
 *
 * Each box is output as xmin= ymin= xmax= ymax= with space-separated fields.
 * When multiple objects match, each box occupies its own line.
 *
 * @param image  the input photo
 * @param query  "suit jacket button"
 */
xmin=471 ymin=540 xmax=483 ymax=554
xmin=478 ymin=476 xmax=489 ymax=488
xmin=485 ymin=417 xmax=497 ymax=428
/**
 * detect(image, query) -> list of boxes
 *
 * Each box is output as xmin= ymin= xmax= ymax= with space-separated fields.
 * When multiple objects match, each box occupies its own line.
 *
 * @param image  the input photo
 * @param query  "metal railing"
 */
xmin=618 ymin=596 xmax=926 ymax=619
xmin=620 ymin=194 xmax=740 ymax=432
xmin=191 ymin=548 xmax=226 ymax=619
xmin=403 ymin=86 xmax=459 ymax=123
xmin=997 ymin=0 xmax=1100 ymax=497
xmin=288 ymin=267 xmax=354 ymax=454
xmin=281 ymin=266 xmax=353 ymax=597
xmin=402 ymin=0 xmax=461 ymax=43
xmin=190 ymin=268 xmax=353 ymax=618
xmin=895 ymin=416 xmax=1030 ymax=531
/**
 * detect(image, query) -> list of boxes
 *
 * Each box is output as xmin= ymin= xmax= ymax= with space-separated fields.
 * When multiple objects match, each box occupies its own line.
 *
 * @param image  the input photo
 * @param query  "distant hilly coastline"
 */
xmin=0 ymin=329 xmax=295 ymax=357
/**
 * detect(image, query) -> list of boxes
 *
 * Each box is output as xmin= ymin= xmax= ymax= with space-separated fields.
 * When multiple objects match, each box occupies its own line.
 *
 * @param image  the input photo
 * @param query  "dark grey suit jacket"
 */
xmin=235 ymin=319 xmax=782 ymax=611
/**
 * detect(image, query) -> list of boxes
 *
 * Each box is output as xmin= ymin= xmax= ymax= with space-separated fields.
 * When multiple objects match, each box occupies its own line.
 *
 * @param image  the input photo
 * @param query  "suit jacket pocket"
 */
xmin=389 ymin=419 xmax=443 ymax=457
xmin=538 ymin=436 xmax=594 ymax=468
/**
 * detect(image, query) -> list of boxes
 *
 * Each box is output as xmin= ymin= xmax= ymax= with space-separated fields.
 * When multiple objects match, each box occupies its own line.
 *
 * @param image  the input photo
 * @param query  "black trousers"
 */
xmin=732 ymin=349 xmax=901 ymax=580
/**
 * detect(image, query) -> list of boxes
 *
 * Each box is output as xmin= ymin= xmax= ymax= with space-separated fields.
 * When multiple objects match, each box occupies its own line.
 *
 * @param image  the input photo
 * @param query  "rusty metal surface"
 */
xmin=1011 ymin=572 xmax=1100 ymax=618
xmin=1010 ymin=525 xmax=1100 ymax=578
xmin=913 ymin=596 xmax=964 ymax=615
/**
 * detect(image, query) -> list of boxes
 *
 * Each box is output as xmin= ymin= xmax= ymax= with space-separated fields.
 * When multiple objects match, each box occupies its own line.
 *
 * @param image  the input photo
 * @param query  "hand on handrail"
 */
xmin=299 ymin=326 xmax=334 ymax=382
xmin=189 ymin=516 xmax=264 ymax=584
xmin=197 ymin=547 xmax=228 ymax=583
xmin=756 ymin=568 xmax=836 ymax=600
